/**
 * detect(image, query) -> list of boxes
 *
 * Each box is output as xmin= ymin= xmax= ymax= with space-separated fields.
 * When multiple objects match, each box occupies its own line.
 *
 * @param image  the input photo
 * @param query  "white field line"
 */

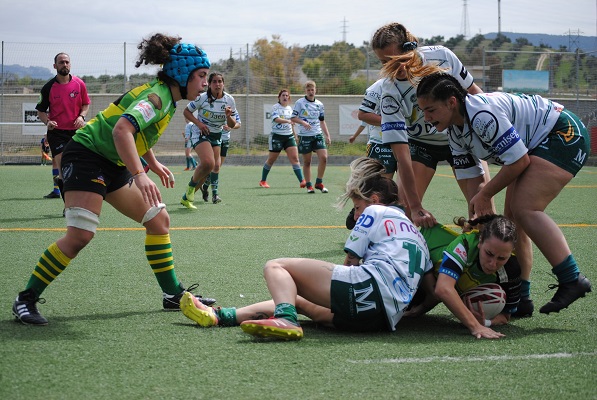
xmin=348 ymin=351 xmax=597 ymax=364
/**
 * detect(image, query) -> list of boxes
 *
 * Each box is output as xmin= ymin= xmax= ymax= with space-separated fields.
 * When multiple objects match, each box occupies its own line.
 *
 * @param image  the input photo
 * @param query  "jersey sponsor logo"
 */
xmin=147 ymin=93 xmax=162 ymax=110
xmin=471 ymin=111 xmax=499 ymax=142
xmin=381 ymin=121 xmax=406 ymax=132
xmin=438 ymin=266 xmax=460 ymax=280
xmin=454 ymin=243 xmax=467 ymax=262
xmin=356 ymin=213 xmax=375 ymax=228
xmin=452 ymin=154 xmax=475 ymax=169
xmin=381 ymin=95 xmax=400 ymax=115
xmin=353 ymin=285 xmax=377 ymax=313
xmin=493 ymin=127 xmax=520 ymax=155
xmin=555 ymin=122 xmax=579 ymax=144
xmin=392 ymin=276 xmax=414 ymax=303
xmin=361 ymin=99 xmax=376 ymax=110
xmin=384 ymin=220 xmax=397 ymax=236
xmin=134 ymin=100 xmax=156 ymax=123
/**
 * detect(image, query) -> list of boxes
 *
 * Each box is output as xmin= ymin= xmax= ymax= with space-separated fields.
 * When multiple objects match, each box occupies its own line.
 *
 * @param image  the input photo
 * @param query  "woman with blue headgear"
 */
xmin=12 ymin=33 xmax=215 ymax=326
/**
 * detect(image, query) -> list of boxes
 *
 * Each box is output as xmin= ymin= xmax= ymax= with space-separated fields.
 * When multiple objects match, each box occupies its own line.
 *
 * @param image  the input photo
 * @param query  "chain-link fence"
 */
xmin=1 ymin=41 xmax=596 ymax=165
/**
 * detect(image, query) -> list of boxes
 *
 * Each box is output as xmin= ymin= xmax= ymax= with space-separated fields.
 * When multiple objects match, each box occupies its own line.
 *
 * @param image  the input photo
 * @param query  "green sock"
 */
xmin=274 ymin=303 xmax=298 ymax=325
xmin=261 ymin=163 xmax=271 ymax=181
xmin=210 ymin=172 xmax=219 ymax=195
xmin=214 ymin=307 xmax=238 ymax=326
xmin=292 ymin=164 xmax=304 ymax=181
xmin=552 ymin=254 xmax=579 ymax=284
xmin=315 ymin=178 xmax=323 ymax=185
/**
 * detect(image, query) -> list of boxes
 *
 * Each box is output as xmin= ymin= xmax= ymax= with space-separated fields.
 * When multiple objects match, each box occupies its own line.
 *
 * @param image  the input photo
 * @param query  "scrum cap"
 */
xmin=163 ymin=43 xmax=210 ymax=88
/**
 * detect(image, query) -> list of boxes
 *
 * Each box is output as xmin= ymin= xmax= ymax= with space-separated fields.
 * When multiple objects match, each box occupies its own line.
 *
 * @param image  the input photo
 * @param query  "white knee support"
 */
xmin=142 ymin=202 xmax=166 ymax=224
xmin=64 ymin=207 xmax=100 ymax=233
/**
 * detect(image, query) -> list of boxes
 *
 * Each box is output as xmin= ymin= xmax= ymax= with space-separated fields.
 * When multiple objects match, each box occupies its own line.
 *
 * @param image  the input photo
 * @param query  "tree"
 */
xmin=249 ymin=35 xmax=303 ymax=93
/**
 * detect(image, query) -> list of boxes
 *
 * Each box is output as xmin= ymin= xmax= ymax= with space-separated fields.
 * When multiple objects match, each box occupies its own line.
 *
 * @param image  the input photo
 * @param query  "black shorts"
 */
xmin=60 ymin=141 xmax=132 ymax=198
xmin=408 ymin=140 xmax=454 ymax=170
xmin=47 ymin=129 xmax=76 ymax=157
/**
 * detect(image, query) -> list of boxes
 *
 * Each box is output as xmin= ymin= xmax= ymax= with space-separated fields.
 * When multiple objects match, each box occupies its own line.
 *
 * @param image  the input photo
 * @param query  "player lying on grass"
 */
xmin=408 ymin=215 xmax=521 ymax=339
xmin=179 ymin=157 xmax=433 ymax=340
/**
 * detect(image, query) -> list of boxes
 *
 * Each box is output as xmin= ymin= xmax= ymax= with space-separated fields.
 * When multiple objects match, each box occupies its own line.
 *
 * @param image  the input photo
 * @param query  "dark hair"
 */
xmin=54 ymin=52 xmax=69 ymax=63
xmin=468 ymin=214 xmax=518 ymax=244
xmin=135 ymin=33 xmax=181 ymax=86
xmin=207 ymin=72 xmax=224 ymax=104
xmin=417 ymin=72 xmax=469 ymax=123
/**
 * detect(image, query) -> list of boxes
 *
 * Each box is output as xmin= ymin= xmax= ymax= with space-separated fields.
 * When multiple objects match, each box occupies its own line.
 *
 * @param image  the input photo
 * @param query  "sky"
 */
xmin=0 ymin=0 xmax=595 ymax=74
xmin=2 ymin=0 xmax=594 ymax=46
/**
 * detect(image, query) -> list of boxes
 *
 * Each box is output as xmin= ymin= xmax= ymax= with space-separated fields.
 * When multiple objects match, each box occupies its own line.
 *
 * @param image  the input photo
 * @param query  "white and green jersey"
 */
xmin=187 ymin=91 xmax=238 ymax=135
xmin=344 ymin=204 xmax=432 ymax=330
xmin=271 ymin=103 xmax=294 ymax=136
xmin=292 ymin=96 xmax=325 ymax=137
xmin=449 ymin=92 xmax=563 ymax=179
xmin=358 ymin=78 xmax=383 ymax=144
xmin=380 ymin=45 xmax=474 ymax=146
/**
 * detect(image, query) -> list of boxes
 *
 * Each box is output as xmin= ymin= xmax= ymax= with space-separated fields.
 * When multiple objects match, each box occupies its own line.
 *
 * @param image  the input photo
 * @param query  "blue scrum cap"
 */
xmin=162 ymin=43 xmax=210 ymax=88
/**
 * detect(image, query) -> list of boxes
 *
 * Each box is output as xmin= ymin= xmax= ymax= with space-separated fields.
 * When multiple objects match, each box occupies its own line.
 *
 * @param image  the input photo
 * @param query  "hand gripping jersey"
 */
xmin=36 ymin=75 xmax=90 ymax=130
xmin=449 ymin=92 xmax=564 ymax=179
xmin=292 ymin=96 xmax=325 ymax=137
xmin=358 ymin=78 xmax=383 ymax=144
xmin=439 ymin=231 xmax=521 ymax=313
xmin=271 ymin=103 xmax=294 ymax=136
xmin=380 ymin=45 xmax=474 ymax=146
xmin=344 ymin=204 xmax=432 ymax=329
xmin=72 ymin=78 xmax=175 ymax=165
xmin=187 ymin=91 xmax=239 ymax=135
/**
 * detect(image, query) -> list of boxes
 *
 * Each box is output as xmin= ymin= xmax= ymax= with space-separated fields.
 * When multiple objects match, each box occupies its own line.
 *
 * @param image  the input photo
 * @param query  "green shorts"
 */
xmin=530 ymin=110 xmax=590 ymax=176
xmin=366 ymin=142 xmax=397 ymax=174
xmin=408 ymin=140 xmax=454 ymax=170
xmin=269 ymin=133 xmax=297 ymax=153
xmin=330 ymin=265 xmax=387 ymax=332
xmin=298 ymin=134 xmax=327 ymax=154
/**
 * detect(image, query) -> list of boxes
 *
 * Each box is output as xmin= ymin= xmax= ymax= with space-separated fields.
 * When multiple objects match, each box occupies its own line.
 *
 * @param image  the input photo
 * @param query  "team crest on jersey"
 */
xmin=555 ymin=122 xmax=579 ymax=145
xmin=69 ymin=90 xmax=79 ymax=98
xmin=471 ymin=111 xmax=498 ymax=142
xmin=381 ymin=95 xmax=400 ymax=115
xmin=147 ymin=93 xmax=162 ymax=110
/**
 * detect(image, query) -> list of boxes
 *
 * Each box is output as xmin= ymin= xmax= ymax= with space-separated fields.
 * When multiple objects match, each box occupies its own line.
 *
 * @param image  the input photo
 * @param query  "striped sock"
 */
xmin=145 ymin=234 xmax=180 ymax=294
xmin=274 ymin=303 xmax=298 ymax=325
xmin=26 ymin=242 xmax=71 ymax=295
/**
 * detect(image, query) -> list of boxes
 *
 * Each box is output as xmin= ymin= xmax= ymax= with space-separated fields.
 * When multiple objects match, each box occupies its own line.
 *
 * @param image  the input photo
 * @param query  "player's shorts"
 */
xmin=47 ymin=129 xmax=77 ymax=157
xmin=184 ymin=138 xmax=192 ymax=149
xmin=530 ymin=110 xmax=590 ymax=176
xmin=269 ymin=133 xmax=297 ymax=153
xmin=330 ymin=265 xmax=387 ymax=332
xmin=366 ymin=142 xmax=397 ymax=174
xmin=408 ymin=140 xmax=455 ymax=170
xmin=192 ymin=132 xmax=222 ymax=148
xmin=220 ymin=139 xmax=230 ymax=157
xmin=298 ymin=134 xmax=326 ymax=154
xmin=60 ymin=141 xmax=131 ymax=198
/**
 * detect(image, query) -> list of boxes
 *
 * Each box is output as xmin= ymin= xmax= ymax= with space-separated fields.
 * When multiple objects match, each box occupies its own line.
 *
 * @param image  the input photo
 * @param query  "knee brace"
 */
xmin=142 ymin=203 xmax=166 ymax=224
xmin=64 ymin=207 xmax=100 ymax=233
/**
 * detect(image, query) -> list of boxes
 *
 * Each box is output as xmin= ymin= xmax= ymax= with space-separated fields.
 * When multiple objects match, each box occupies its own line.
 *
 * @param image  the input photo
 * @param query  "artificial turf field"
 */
xmin=1 ymin=164 xmax=596 ymax=400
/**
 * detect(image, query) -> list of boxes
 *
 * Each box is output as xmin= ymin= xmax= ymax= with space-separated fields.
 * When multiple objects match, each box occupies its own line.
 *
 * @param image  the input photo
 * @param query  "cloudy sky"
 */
xmin=1 ymin=0 xmax=594 ymax=76
xmin=2 ymin=0 xmax=594 ymax=46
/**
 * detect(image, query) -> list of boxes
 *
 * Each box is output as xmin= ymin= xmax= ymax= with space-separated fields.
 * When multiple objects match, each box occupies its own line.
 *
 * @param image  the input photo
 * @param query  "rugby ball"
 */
xmin=461 ymin=283 xmax=506 ymax=319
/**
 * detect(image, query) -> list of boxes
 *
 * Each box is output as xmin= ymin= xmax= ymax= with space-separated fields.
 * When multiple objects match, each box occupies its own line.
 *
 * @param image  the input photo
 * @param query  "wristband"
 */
xmin=79 ymin=115 xmax=85 ymax=120
xmin=484 ymin=319 xmax=491 ymax=327
xmin=132 ymin=170 xmax=145 ymax=177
